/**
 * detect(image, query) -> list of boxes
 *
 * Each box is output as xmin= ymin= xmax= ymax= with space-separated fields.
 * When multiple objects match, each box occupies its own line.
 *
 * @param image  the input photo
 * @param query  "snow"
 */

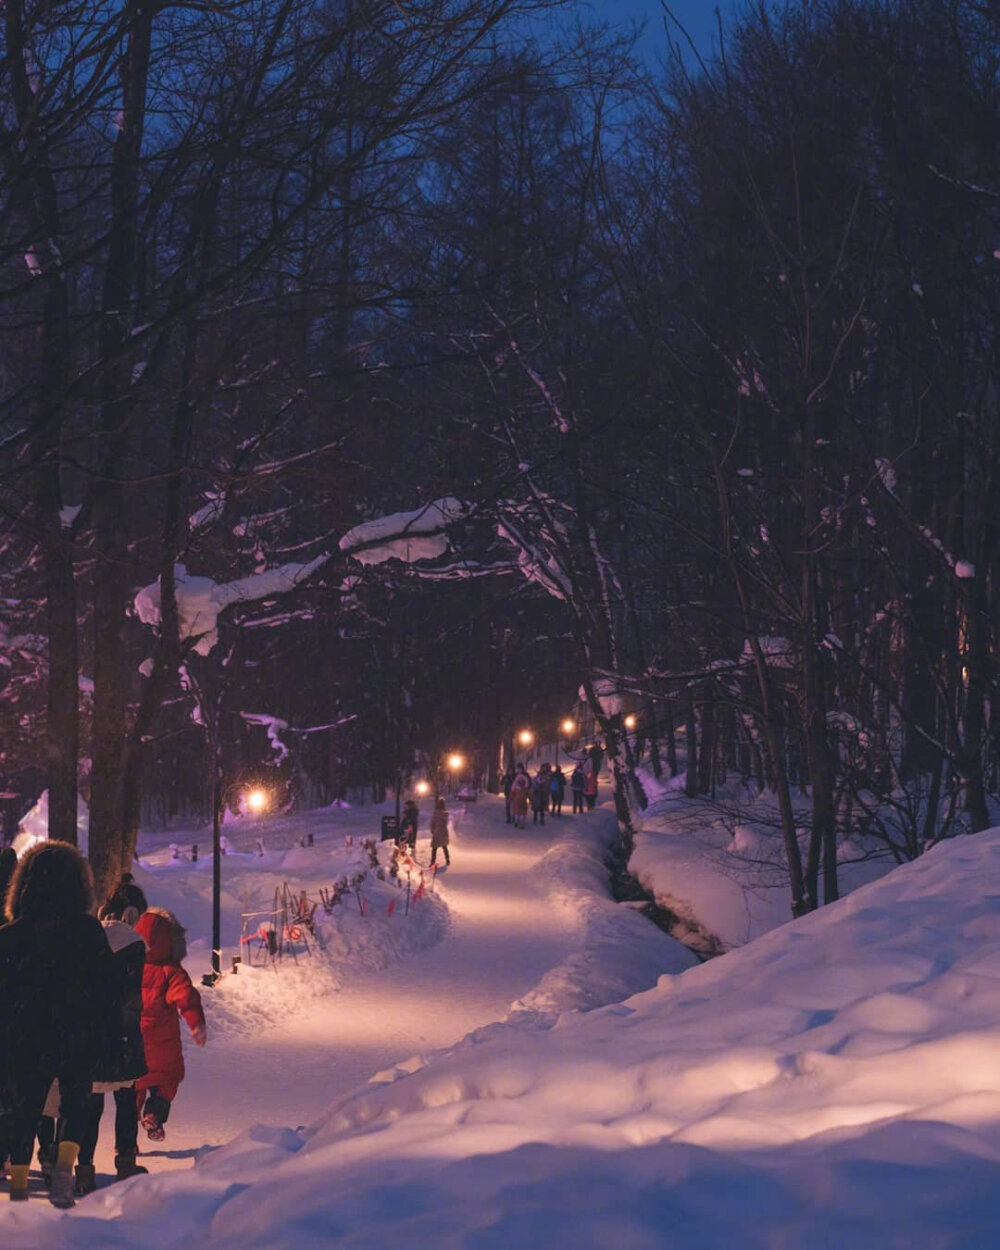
xmin=134 ymin=559 xmax=326 ymax=655
xmin=12 ymin=789 xmax=90 ymax=858
xmin=4 ymin=791 xmax=1000 ymax=1248
xmin=338 ymin=499 xmax=466 ymax=566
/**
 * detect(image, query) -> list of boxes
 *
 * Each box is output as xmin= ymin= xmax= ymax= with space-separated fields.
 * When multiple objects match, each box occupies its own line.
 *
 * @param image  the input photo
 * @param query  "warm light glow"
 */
xmin=245 ymin=788 xmax=268 ymax=814
xmin=415 ymin=779 xmax=430 ymax=796
xmin=624 ymin=714 xmax=637 ymax=730
xmin=447 ymin=753 xmax=465 ymax=772
xmin=561 ymin=719 xmax=576 ymax=736
xmin=518 ymin=729 xmax=534 ymax=747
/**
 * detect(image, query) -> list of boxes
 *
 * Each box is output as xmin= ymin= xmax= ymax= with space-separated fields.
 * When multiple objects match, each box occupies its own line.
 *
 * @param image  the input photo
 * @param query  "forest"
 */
xmin=1 ymin=0 xmax=997 ymax=917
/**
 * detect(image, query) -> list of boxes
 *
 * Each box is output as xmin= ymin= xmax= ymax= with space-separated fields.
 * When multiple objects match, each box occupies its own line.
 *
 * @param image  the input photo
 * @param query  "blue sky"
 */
xmin=587 ymin=0 xmax=739 ymax=60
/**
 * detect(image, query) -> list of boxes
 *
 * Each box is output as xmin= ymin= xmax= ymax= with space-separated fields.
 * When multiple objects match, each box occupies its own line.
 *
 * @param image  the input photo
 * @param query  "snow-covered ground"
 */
xmin=4 ymin=788 xmax=1000 ymax=1248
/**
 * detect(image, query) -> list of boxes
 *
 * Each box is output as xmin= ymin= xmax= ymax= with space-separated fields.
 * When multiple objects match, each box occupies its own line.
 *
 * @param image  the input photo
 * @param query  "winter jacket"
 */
xmin=550 ymin=770 xmax=566 ymax=797
xmin=583 ymin=768 xmax=598 ymax=797
xmin=570 ymin=768 xmax=585 ymax=793
xmin=0 ymin=914 xmax=116 ymax=1089
xmin=134 ymin=908 xmax=204 ymax=1091
xmin=429 ymin=809 xmax=450 ymax=848
xmin=93 ymin=918 xmax=147 ymax=1091
xmin=510 ymin=772 xmax=530 ymax=816
xmin=530 ymin=772 xmax=549 ymax=810
xmin=500 ymin=771 xmax=516 ymax=799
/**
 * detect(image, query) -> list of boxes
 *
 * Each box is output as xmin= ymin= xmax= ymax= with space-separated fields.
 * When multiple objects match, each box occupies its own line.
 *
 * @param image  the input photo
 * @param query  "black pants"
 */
xmin=429 ymin=843 xmax=450 ymax=865
xmin=78 ymin=1087 xmax=140 ymax=1165
xmin=586 ymin=793 xmax=596 ymax=810
xmin=571 ymin=792 xmax=584 ymax=813
xmin=6 ymin=1070 xmax=90 ymax=1166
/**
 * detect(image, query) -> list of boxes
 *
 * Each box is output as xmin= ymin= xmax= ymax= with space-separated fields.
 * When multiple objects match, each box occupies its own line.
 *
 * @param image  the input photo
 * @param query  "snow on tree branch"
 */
xmin=134 ymin=557 xmax=327 ymax=656
xmin=338 ymin=498 xmax=467 ymax=566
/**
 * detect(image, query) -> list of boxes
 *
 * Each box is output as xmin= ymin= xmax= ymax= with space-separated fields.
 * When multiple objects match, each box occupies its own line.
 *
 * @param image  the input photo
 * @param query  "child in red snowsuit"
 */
xmin=134 ymin=907 xmax=206 ymax=1141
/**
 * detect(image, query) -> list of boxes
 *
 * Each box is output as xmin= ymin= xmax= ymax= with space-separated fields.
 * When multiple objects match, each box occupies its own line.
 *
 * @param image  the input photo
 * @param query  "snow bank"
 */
xmin=515 ymin=816 xmax=697 ymax=1018
xmin=208 ymin=828 xmax=1000 ymax=1249
xmin=9 ymin=803 xmax=1000 ymax=1249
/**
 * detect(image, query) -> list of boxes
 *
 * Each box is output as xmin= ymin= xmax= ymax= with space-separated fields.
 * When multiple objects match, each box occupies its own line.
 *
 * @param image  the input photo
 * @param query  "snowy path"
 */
xmin=94 ymin=799 xmax=590 ymax=1180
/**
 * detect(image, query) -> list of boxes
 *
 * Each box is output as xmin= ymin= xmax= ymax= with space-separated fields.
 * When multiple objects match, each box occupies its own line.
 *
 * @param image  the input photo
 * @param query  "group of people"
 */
xmin=399 ymin=797 xmax=451 ymax=867
xmin=0 ymin=841 xmax=206 ymax=1207
xmin=501 ymin=761 xmax=598 ymax=828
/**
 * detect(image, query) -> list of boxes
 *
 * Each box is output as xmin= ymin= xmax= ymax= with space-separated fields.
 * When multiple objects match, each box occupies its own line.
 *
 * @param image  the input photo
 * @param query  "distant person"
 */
xmin=530 ymin=765 xmax=550 ymax=826
xmin=570 ymin=764 xmax=586 ymax=814
xmin=549 ymin=766 xmax=566 ymax=817
xmin=500 ymin=767 xmax=516 ymax=824
xmin=75 ymin=875 xmax=150 ymax=1192
xmin=134 ymin=906 xmax=206 ymax=1144
xmin=400 ymin=799 xmax=419 ymax=852
xmin=584 ymin=764 xmax=598 ymax=810
xmin=0 ymin=842 xmax=116 ymax=1208
xmin=509 ymin=765 xmax=531 ymax=829
xmin=429 ymin=798 xmax=451 ymax=867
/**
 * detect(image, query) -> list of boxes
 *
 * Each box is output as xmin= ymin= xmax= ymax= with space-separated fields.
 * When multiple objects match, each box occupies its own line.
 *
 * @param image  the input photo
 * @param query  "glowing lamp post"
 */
xmin=557 ymin=718 xmax=576 ymax=765
xmin=446 ymin=753 xmax=465 ymax=795
xmin=209 ymin=781 xmax=269 ymax=984
xmin=415 ymin=779 xmax=430 ymax=798
xmin=517 ymin=728 xmax=534 ymax=765
xmin=624 ymin=714 xmax=637 ymax=731
xmin=245 ymin=787 xmax=268 ymax=814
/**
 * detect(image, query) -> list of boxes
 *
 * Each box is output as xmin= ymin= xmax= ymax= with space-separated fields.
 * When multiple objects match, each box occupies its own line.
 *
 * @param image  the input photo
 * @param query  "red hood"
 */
xmin=135 ymin=909 xmax=175 ymax=963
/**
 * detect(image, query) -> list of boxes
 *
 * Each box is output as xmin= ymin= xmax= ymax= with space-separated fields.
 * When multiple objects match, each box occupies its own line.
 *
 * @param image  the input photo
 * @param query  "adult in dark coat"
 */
xmin=75 ymin=875 xmax=150 ymax=1191
xmin=0 ymin=842 xmax=116 ymax=1208
xmin=530 ymin=766 xmax=549 ymax=826
xmin=500 ymin=768 xmax=516 ymax=824
xmin=429 ymin=798 xmax=451 ymax=867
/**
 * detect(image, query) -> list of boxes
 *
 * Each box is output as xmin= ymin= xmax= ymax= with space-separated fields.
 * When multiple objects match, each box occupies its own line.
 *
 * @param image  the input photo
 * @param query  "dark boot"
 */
xmin=49 ymin=1141 xmax=79 ymax=1209
xmin=74 ymin=1163 xmax=97 ymax=1196
xmin=114 ymin=1153 xmax=148 ymax=1180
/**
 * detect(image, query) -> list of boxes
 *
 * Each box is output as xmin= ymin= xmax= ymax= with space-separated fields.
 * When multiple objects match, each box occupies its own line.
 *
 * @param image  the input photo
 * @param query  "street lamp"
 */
xmin=415 ymin=779 xmax=430 ymax=797
xmin=208 ymin=781 xmax=269 ymax=985
xmin=556 ymin=718 xmax=576 ymax=766
xmin=517 ymin=728 xmax=534 ymax=763
xmin=446 ymin=753 xmax=465 ymax=795
xmin=624 ymin=714 xmax=637 ymax=731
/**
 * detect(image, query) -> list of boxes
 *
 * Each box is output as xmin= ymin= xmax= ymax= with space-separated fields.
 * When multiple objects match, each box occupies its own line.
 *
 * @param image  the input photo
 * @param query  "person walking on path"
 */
xmin=509 ymin=765 xmax=530 ymax=829
xmin=400 ymin=799 xmax=420 ymax=852
xmin=429 ymin=798 xmax=451 ymax=867
xmin=134 ymin=907 xmax=206 ymax=1144
xmin=570 ymin=765 xmax=586 ymax=813
xmin=583 ymin=764 xmax=598 ymax=810
xmin=500 ymin=767 xmax=516 ymax=824
xmin=549 ymin=766 xmax=566 ymax=817
xmin=0 ymin=842 xmax=117 ymax=1208
xmin=75 ymin=875 xmax=150 ymax=1193
xmin=530 ymin=765 xmax=549 ymax=826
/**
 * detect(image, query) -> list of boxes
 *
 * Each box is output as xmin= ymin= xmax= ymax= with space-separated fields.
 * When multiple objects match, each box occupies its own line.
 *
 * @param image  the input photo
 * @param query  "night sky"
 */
xmin=587 ymin=0 xmax=739 ymax=60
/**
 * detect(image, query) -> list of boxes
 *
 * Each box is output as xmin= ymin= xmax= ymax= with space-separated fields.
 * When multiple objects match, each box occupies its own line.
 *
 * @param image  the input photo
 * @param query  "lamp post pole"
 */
xmin=211 ymin=771 xmax=222 ymax=983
